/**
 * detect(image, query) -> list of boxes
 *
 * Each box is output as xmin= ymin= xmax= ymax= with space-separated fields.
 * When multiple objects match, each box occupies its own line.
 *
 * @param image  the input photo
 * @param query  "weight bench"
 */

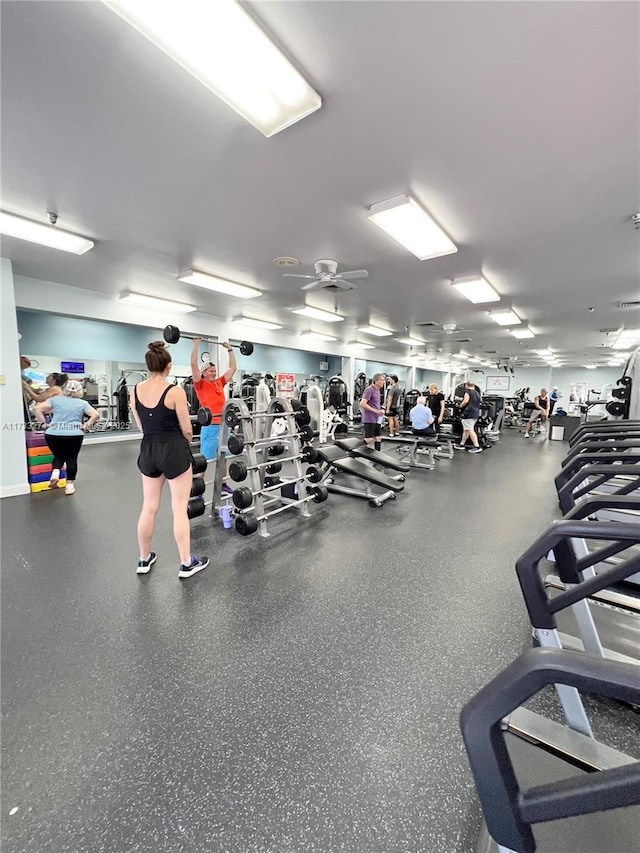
xmin=380 ymin=431 xmax=454 ymax=468
xmin=335 ymin=436 xmax=410 ymax=481
xmin=315 ymin=444 xmax=404 ymax=507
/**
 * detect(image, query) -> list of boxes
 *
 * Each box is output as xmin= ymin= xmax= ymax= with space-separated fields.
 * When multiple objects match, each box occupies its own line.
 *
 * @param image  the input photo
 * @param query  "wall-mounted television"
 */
xmin=61 ymin=361 xmax=85 ymax=374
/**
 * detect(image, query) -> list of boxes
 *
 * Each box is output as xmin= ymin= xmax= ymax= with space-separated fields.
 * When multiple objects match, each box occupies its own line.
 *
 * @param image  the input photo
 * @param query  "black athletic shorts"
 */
xmin=387 ymin=407 xmax=399 ymax=417
xmin=137 ymin=433 xmax=193 ymax=480
xmin=363 ymin=422 xmax=382 ymax=439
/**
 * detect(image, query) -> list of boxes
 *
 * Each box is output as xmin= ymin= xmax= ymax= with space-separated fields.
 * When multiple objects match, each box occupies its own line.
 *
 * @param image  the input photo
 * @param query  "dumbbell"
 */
xmin=226 ymin=426 xmax=315 ymax=456
xmin=163 ymin=325 xmax=254 ymax=356
xmin=228 ymin=459 xmax=282 ymax=482
xmin=234 ymin=484 xmax=329 ymax=535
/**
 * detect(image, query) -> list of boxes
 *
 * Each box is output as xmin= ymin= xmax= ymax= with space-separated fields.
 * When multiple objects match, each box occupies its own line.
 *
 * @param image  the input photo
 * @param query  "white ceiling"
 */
xmin=1 ymin=0 xmax=639 ymax=367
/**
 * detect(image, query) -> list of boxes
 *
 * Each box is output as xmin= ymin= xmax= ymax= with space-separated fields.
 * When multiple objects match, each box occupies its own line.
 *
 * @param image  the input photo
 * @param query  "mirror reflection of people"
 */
xmin=131 ymin=341 xmax=209 ymax=580
xmin=549 ymin=387 xmax=559 ymax=415
xmin=35 ymin=379 xmax=99 ymax=496
xmin=22 ymin=371 xmax=68 ymax=404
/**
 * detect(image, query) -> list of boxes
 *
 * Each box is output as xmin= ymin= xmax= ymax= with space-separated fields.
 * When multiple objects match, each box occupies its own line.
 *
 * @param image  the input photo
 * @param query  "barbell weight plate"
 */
xmin=239 ymin=341 xmax=254 ymax=356
xmin=271 ymin=400 xmax=286 ymax=413
xmin=605 ymin=401 xmax=626 ymax=417
xmin=265 ymin=462 xmax=282 ymax=474
xmin=264 ymin=476 xmax=281 ymax=488
xmin=197 ymin=406 xmax=212 ymax=426
xmin=236 ymin=513 xmax=259 ymax=536
xmin=299 ymin=425 xmax=315 ymax=443
xmin=232 ymin=486 xmax=253 ymax=509
xmin=225 ymin=409 xmax=240 ymax=429
xmin=301 ymin=446 xmax=318 ymax=464
xmin=164 ymin=324 xmax=181 ymax=344
xmin=294 ymin=408 xmax=311 ymax=426
xmin=187 ymin=495 xmax=206 ymax=519
xmin=227 ymin=434 xmax=245 ymax=455
xmin=310 ymin=484 xmax=329 ymax=504
xmin=620 ymin=376 xmax=632 ymax=386
xmin=306 ymin=465 xmax=322 ymax=484
xmin=272 ymin=417 xmax=287 ymax=435
xmin=611 ymin=387 xmax=628 ymax=400
xmin=268 ymin=444 xmax=285 ymax=456
xmin=190 ymin=477 xmax=206 ymax=498
xmin=191 ymin=453 xmax=208 ymax=475
xmin=229 ymin=460 xmax=248 ymax=482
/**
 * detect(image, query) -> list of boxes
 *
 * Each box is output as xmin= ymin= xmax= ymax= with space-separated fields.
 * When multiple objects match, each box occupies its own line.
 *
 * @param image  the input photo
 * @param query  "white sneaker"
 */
xmin=48 ymin=469 xmax=60 ymax=488
xmin=524 ymin=433 xmax=530 ymax=439
xmin=65 ymin=483 xmax=76 ymax=496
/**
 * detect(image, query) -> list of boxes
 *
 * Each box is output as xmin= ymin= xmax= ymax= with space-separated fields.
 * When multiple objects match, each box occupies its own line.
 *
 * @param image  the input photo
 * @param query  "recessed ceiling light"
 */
xmin=451 ymin=275 xmax=501 ymax=304
xmin=366 ymin=194 xmax=457 ymax=260
xmin=356 ymin=324 xmax=393 ymax=337
xmin=119 ymin=292 xmax=196 ymax=313
xmin=230 ymin=316 xmax=282 ymax=330
xmin=299 ymin=331 xmax=337 ymax=342
xmin=535 ymin=349 xmax=554 ymax=357
xmin=291 ymin=305 xmax=344 ymax=323
xmin=104 ymin=0 xmax=321 ymax=138
xmin=488 ymin=309 xmax=521 ymax=326
xmin=178 ymin=269 xmax=262 ymax=299
xmin=510 ymin=328 xmax=535 ymax=339
xmin=0 ymin=210 xmax=94 ymax=255
xmin=397 ymin=336 xmax=425 ymax=346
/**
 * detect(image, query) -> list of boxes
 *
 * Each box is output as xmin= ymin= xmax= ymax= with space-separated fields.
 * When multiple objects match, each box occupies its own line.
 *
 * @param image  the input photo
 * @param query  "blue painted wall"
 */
xmin=17 ymin=311 xmax=342 ymax=376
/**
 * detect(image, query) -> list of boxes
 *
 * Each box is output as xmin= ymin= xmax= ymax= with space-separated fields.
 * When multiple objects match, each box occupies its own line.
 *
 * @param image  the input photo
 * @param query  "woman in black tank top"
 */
xmin=130 ymin=342 xmax=209 ymax=580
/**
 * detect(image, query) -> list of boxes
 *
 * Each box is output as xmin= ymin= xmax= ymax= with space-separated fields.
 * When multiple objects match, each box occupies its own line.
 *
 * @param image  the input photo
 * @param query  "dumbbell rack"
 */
xmin=214 ymin=397 xmax=314 ymax=537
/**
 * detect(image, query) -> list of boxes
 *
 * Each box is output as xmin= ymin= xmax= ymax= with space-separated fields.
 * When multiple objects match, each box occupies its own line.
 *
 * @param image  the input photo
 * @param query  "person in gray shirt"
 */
xmin=385 ymin=375 xmax=402 ymax=437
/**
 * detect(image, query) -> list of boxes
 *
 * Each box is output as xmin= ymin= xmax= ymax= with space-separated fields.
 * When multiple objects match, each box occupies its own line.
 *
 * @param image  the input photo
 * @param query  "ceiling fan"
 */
xmin=415 ymin=321 xmax=475 ymax=339
xmin=283 ymin=259 xmax=369 ymax=292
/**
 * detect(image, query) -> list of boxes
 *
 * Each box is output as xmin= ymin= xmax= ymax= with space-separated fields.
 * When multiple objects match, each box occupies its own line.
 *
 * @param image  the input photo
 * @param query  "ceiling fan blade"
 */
xmin=283 ymin=273 xmax=318 ymax=279
xmin=300 ymin=280 xmax=320 ymax=291
xmin=338 ymin=269 xmax=368 ymax=280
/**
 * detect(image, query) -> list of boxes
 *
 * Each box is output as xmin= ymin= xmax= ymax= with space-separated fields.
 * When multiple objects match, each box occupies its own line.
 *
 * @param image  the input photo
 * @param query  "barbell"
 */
xmin=163 ymin=324 xmax=254 ymax=356
xmin=228 ymin=459 xmax=282 ymax=482
xmin=235 ymin=485 xmax=329 ymax=535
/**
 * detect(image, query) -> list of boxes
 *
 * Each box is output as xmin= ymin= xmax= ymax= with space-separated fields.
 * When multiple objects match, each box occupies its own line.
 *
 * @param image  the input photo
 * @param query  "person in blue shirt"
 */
xmin=409 ymin=396 xmax=436 ymax=436
xmin=35 ymin=379 xmax=99 ymax=495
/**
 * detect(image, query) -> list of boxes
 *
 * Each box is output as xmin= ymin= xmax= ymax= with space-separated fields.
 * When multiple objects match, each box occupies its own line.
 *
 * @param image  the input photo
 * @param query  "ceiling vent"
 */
xmin=273 ymin=257 xmax=299 ymax=267
xmin=597 ymin=328 xmax=619 ymax=333
xmin=617 ymin=300 xmax=640 ymax=309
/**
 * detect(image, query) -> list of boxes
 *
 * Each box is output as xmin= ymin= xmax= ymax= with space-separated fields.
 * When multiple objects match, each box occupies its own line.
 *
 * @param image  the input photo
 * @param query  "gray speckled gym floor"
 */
xmin=2 ymin=431 xmax=638 ymax=852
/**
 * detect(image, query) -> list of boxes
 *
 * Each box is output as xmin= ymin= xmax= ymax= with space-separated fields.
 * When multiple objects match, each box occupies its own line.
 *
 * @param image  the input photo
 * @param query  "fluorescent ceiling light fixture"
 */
xmin=230 ymin=316 xmax=282 ymax=331
xmin=583 ymin=365 xmax=597 ymax=370
xmin=397 ymin=336 xmax=425 ymax=346
xmin=612 ymin=328 xmax=640 ymax=349
xmin=510 ymin=328 xmax=535 ymax=339
xmin=119 ymin=292 xmax=196 ymax=313
xmin=178 ymin=269 xmax=261 ymax=299
xmin=451 ymin=352 xmax=469 ymax=359
xmin=0 ymin=210 xmax=94 ymax=255
xmin=356 ymin=324 xmax=393 ymax=337
xmin=104 ymin=0 xmax=321 ymax=138
xmin=488 ymin=309 xmax=521 ymax=326
xmin=346 ymin=341 xmax=376 ymax=350
xmin=366 ymin=194 xmax=457 ymax=261
xmin=535 ymin=349 xmax=554 ymax=358
xmin=451 ymin=276 xmax=500 ymax=304
xmin=608 ymin=359 xmax=625 ymax=365
xmin=291 ymin=305 xmax=344 ymax=323
xmin=299 ymin=331 xmax=337 ymax=343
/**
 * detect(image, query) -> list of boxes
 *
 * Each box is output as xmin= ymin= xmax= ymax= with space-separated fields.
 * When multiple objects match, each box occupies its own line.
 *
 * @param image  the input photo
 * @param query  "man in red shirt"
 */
xmin=191 ymin=338 xmax=237 ymax=473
